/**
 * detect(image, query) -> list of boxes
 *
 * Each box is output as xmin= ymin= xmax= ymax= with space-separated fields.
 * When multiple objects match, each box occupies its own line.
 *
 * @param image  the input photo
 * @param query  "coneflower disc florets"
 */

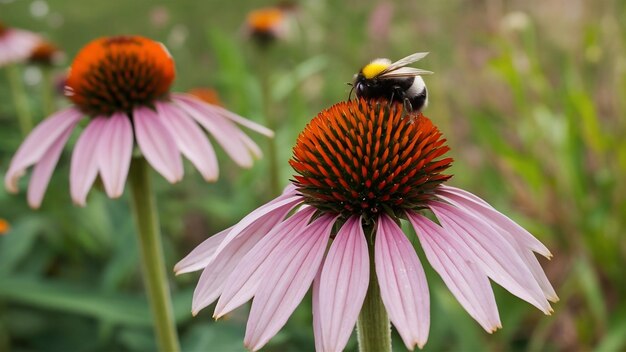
xmin=290 ymin=99 xmax=452 ymax=220
xmin=65 ymin=35 xmax=175 ymax=115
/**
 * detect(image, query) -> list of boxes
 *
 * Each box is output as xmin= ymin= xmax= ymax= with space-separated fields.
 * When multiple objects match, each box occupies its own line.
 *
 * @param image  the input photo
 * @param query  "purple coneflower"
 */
xmin=176 ymin=99 xmax=557 ymax=351
xmin=4 ymin=35 xmax=273 ymax=208
xmin=0 ymin=22 xmax=40 ymax=67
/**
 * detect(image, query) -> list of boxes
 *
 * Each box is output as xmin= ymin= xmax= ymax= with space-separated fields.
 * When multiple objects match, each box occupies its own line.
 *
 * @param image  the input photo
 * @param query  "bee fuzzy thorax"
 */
xmin=361 ymin=58 xmax=391 ymax=79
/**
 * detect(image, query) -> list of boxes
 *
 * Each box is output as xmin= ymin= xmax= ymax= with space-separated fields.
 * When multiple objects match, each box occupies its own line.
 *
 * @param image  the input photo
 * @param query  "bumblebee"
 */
xmin=352 ymin=52 xmax=432 ymax=113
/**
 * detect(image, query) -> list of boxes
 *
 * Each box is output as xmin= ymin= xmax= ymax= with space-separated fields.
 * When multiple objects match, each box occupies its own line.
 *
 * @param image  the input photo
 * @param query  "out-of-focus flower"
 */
xmin=243 ymin=4 xmax=296 ymax=46
xmin=150 ymin=5 xmax=170 ymax=28
xmin=0 ymin=21 xmax=41 ymax=67
xmin=28 ymin=40 xmax=65 ymax=66
xmin=188 ymin=87 xmax=223 ymax=107
xmin=4 ymin=35 xmax=273 ymax=208
xmin=367 ymin=1 xmax=394 ymax=43
xmin=0 ymin=218 xmax=10 ymax=235
xmin=176 ymin=99 xmax=557 ymax=351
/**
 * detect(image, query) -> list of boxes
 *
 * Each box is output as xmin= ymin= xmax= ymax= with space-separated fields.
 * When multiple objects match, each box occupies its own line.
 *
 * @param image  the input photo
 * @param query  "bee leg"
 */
xmin=389 ymin=90 xmax=396 ymax=106
xmin=403 ymin=97 xmax=414 ymax=113
xmin=402 ymin=97 xmax=419 ymax=123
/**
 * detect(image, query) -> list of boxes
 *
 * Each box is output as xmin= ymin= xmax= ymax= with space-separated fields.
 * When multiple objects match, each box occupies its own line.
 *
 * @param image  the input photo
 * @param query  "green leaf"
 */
xmin=271 ymin=55 xmax=329 ymax=101
xmin=0 ymin=276 xmax=194 ymax=326
xmin=0 ymin=215 xmax=47 ymax=275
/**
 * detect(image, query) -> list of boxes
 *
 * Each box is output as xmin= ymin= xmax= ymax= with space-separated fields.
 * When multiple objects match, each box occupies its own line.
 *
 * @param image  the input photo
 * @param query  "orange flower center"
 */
xmin=290 ymin=99 xmax=452 ymax=220
xmin=0 ymin=22 xmax=7 ymax=36
xmin=247 ymin=8 xmax=284 ymax=32
xmin=65 ymin=36 xmax=175 ymax=116
xmin=29 ymin=41 xmax=60 ymax=65
xmin=0 ymin=219 xmax=10 ymax=235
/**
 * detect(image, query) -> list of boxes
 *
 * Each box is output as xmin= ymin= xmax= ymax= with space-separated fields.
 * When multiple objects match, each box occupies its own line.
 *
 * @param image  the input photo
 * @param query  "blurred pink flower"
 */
xmin=0 ymin=22 xmax=41 ymax=67
xmin=4 ymin=35 xmax=272 ymax=208
xmin=176 ymin=100 xmax=557 ymax=351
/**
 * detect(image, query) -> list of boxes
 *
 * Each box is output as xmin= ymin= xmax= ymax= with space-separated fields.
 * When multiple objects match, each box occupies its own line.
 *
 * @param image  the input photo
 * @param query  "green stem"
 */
xmin=129 ymin=157 xmax=180 ymax=352
xmin=258 ymin=51 xmax=281 ymax=197
xmin=357 ymin=233 xmax=391 ymax=352
xmin=6 ymin=64 xmax=33 ymax=135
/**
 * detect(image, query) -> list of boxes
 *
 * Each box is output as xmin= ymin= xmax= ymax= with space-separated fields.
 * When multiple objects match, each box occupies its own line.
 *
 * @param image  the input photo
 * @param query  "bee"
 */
xmin=351 ymin=52 xmax=432 ymax=113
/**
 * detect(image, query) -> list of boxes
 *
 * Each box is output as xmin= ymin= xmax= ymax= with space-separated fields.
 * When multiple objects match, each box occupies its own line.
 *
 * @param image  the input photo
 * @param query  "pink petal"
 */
xmin=318 ymin=216 xmax=369 ymax=352
xmin=235 ymin=129 xmax=263 ymax=159
xmin=27 ymin=127 xmax=74 ymax=208
xmin=191 ymin=208 xmax=292 ymax=315
xmin=429 ymin=201 xmax=552 ymax=314
xmin=211 ymin=190 xmax=302 ymax=260
xmin=436 ymin=185 xmax=551 ymax=257
xmin=436 ymin=187 xmax=558 ymax=302
xmin=172 ymin=95 xmax=256 ymax=168
xmin=155 ymin=101 xmax=219 ymax=181
xmin=213 ymin=206 xmax=315 ymax=318
xmin=312 ymin=269 xmax=324 ymax=352
xmin=70 ymin=117 xmax=106 ymax=206
xmin=172 ymin=93 xmax=274 ymax=137
xmin=97 ymin=113 xmax=133 ymax=198
xmin=133 ymin=106 xmax=184 ymax=183
xmin=0 ymin=29 xmax=40 ymax=65
xmin=375 ymin=214 xmax=430 ymax=350
xmin=519 ymin=248 xmax=559 ymax=302
xmin=5 ymin=107 xmax=83 ymax=193
xmin=173 ymin=226 xmax=232 ymax=275
xmin=244 ymin=214 xmax=336 ymax=351
xmin=408 ymin=212 xmax=501 ymax=332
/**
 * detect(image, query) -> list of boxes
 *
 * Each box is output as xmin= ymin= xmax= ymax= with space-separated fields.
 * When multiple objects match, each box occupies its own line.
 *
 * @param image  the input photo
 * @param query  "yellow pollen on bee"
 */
xmin=361 ymin=60 xmax=390 ymax=79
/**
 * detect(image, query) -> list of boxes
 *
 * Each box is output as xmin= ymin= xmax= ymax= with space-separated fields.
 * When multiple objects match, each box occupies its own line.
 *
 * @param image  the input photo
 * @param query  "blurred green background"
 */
xmin=1 ymin=0 xmax=625 ymax=351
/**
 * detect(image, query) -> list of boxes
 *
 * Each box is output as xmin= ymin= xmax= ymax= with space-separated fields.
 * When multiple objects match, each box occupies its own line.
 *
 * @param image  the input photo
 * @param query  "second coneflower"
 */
xmin=3 ymin=35 xmax=273 ymax=352
xmin=177 ymin=99 xmax=557 ymax=351
xmin=5 ymin=35 xmax=273 ymax=208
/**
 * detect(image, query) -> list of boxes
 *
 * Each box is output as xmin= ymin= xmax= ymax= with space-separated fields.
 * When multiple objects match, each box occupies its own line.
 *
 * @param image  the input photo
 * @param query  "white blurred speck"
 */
xmin=30 ymin=0 xmax=49 ymax=18
xmin=24 ymin=66 xmax=42 ymax=86
xmin=501 ymin=11 xmax=530 ymax=32
xmin=167 ymin=25 xmax=188 ymax=48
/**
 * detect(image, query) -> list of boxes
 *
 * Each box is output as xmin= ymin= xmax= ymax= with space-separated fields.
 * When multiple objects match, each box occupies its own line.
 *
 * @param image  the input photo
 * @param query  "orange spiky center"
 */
xmin=65 ymin=36 xmax=175 ymax=116
xmin=0 ymin=22 xmax=6 ymax=36
xmin=290 ymin=99 xmax=452 ymax=220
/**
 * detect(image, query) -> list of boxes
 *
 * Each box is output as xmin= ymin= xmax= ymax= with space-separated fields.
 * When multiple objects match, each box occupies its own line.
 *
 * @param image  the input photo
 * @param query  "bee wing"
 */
xmin=381 ymin=52 xmax=429 ymax=74
xmin=379 ymin=67 xmax=433 ymax=78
